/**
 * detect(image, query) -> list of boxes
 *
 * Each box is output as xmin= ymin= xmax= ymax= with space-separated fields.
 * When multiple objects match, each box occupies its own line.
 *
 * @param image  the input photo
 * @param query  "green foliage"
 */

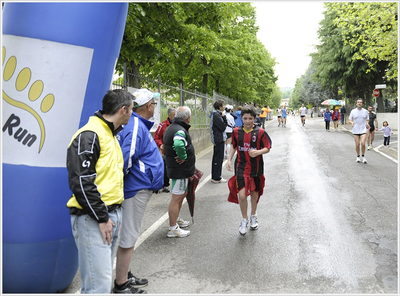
xmin=332 ymin=2 xmax=398 ymax=81
xmin=307 ymin=2 xmax=397 ymax=106
xmin=116 ymin=2 xmax=277 ymax=106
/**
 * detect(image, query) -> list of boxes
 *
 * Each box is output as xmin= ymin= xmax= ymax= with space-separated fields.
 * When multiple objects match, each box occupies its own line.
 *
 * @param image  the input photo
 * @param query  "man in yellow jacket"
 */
xmin=66 ymin=89 xmax=133 ymax=293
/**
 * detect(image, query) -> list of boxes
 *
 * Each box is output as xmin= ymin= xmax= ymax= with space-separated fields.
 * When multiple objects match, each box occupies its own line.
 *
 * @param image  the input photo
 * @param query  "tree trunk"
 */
xmin=126 ymin=61 xmax=141 ymax=89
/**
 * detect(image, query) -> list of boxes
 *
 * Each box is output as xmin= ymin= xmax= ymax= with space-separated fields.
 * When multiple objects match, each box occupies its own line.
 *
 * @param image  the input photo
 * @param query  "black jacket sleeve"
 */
xmin=213 ymin=112 xmax=228 ymax=132
xmin=66 ymin=131 xmax=109 ymax=223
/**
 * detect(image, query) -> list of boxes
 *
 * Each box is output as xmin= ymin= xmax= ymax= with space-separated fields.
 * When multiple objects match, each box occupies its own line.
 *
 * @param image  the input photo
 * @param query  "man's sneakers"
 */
xmin=239 ymin=219 xmax=248 ymax=236
xmin=112 ymin=279 xmax=147 ymax=294
xmin=167 ymin=225 xmax=190 ymax=238
xmin=128 ymin=271 xmax=148 ymax=288
xmin=356 ymin=156 xmax=367 ymax=163
xmin=177 ymin=217 xmax=190 ymax=228
xmin=211 ymin=178 xmax=227 ymax=184
xmin=249 ymin=215 xmax=259 ymax=230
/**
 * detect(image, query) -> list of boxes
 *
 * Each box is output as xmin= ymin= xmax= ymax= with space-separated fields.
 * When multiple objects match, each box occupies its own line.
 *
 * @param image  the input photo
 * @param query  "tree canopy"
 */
xmin=116 ymin=2 xmax=277 ymax=106
xmin=293 ymin=2 xmax=397 ymax=108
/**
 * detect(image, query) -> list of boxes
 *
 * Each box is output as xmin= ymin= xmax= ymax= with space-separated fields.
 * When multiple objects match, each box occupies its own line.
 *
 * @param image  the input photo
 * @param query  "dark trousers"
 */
xmin=384 ymin=136 xmax=391 ymax=146
xmin=325 ymin=120 xmax=330 ymax=130
xmin=163 ymin=158 xmax=169 ymax=187
xmin=260 ymin=117 xmax=266 ymax=129
xmin=212 ymin=142 xmax=225 ymax=181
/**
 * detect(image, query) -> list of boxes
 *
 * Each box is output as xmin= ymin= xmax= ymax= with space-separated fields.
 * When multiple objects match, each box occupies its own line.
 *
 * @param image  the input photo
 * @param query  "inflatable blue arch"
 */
xmin=2 ymin=3 xmax=128 ymax=292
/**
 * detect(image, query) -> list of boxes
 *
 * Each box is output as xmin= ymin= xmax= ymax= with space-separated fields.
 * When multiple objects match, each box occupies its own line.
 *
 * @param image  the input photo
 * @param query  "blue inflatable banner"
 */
xmin=2 ymin=2 xmax=128 ymax=292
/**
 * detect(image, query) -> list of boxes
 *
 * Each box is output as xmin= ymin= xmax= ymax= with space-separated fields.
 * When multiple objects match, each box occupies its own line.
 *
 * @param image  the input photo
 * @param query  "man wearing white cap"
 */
xmin=113 ymin=89 xmax=164 ymax=294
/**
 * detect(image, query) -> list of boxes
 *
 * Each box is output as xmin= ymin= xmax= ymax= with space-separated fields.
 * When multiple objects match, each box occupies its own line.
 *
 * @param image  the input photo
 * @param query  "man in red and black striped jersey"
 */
xmin=226 ymin=105 xmax=272 ymax=236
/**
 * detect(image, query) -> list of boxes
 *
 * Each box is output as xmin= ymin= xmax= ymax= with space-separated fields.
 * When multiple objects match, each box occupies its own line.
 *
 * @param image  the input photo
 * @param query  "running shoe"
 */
xmin=362 ymin=157 xmax=367 ymax=164
xmin=112 ymin=280 xmax=147 ymax=294
xmin=167 ymin=226 xmax=190 ymax=238
xmin=367 ymin=145 xmax=370 ymax=150
xmin=356 ymin=157 xmax=361 ymax=163
xmin=249 ymin=215 xmax=259 ymax=230
xmin=177 ymin=217 xmax=190 ymax=228
xmin=239 ymin=219 xmax=248 ymax=236
xmin=128 ymin=271 xmax=148 ymax=288
xmin=211 ymin=178 xmax=227 ymax=184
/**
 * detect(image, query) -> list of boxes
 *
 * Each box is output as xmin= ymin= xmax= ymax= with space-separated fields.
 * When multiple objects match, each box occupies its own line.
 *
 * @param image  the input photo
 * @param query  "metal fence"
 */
xmin=111 ymin=70 xmax=241 ymax=128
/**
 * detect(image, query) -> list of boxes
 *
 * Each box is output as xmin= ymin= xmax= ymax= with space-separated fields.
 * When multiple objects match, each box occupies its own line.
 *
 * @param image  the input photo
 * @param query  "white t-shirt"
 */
xmin=348 ymin=108 xmax=369 ymax=134
xmin=225 ymin=112 xmax=235 ymax=133
xmin=299 ymin=107 xmax=307 ymax=116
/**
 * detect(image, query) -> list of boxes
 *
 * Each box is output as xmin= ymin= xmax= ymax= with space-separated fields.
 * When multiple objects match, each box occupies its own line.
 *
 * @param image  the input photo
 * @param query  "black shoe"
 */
xmin=112 ymin=280 xmax=147 ymax=294
xmin=128 ymin=271 xmax=148 ymax=288
xmin=161 ymin=186 xmax=170 ymax=193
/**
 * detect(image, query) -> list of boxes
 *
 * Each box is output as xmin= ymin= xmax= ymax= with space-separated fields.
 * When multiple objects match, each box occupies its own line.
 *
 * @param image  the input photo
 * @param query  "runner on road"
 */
xmin=282 ymin=106 xmax=288 ymax=128
xmin=277 ymin=106 xmax=282 ymax=127
xmin=348 ymin=99 xmax=370 ymax=164
xmin=226 ymin=105 xmax=272 ymax=236
xmin=366 ymin=105 xmax=378 ymax=150
xmin=299 ymin=104 xmax=307 ymax=126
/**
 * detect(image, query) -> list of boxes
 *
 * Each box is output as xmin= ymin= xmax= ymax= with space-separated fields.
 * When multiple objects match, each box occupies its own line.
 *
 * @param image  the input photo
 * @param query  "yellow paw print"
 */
xmin=2 ymin=46 xmax=55 ymax=153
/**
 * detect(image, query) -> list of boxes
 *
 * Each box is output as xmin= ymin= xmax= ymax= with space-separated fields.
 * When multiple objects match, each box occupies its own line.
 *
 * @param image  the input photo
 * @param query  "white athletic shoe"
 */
xmin=239 ymin=219 xmax=248 ymax=235
xmin=249 ymin=215 xmax=259 ymax=230
xmin=177 ymin=217 xmax=190 ymax=228
xmin=356 ymin=157 xmax=361 ymax=163
xmin=167 ymin=225 xmax=190 ymax=238
xmin=362 ymin=157 xmax=367 ymax=164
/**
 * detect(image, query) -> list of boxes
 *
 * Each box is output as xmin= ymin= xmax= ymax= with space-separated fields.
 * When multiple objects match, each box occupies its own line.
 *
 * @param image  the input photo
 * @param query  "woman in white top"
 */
xmin=224 ymin=105 xmax=236 ymax=159
xmin=348 ymin=99 xmax=370 ymax=163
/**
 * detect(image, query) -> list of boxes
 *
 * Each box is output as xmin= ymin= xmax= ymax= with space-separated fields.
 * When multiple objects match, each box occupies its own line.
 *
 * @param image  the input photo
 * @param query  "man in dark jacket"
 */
xmin=163 ymin=106 xmax=196 ymax=238
xmin=210 ymin=99 xmax=228 ymax=183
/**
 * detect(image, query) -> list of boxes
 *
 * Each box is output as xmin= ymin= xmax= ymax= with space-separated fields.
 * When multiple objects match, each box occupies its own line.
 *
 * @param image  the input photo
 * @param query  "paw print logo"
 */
xmin=2 ymin=46 xmax=55 ymax=153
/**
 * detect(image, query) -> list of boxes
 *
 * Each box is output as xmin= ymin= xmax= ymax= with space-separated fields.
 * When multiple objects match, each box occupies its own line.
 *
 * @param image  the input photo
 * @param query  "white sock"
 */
xmin=169 ymin=224 xmax=178 ymax=230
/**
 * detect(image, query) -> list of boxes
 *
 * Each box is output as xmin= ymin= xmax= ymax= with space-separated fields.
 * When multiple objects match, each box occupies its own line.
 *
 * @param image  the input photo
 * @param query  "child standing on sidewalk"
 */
xmin=377 ymin=121 xmax=394 ymax=147
xmin=226 ymin=105 xmax=272 ymax=236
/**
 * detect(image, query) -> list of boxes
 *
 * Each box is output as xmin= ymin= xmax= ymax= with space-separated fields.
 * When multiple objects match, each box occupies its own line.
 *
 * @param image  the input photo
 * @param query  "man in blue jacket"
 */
xmin=113 ymin=89 xmax=164 ymax=294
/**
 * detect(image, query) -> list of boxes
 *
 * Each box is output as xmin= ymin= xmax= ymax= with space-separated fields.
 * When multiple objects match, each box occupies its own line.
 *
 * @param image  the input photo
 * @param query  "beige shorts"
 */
xmin=171 ymin=178 xmax=189 ymax=195
xmin=119 ymin=189 xmax=152 ymax=248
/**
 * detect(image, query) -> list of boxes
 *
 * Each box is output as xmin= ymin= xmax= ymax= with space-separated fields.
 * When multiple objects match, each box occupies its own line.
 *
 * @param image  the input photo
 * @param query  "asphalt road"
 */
xmin=63 ymin=115 xmax=398 ymax=294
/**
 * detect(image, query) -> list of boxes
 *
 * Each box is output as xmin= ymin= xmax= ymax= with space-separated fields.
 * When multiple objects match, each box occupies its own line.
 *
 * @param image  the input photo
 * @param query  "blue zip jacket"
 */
xmin=117 ymin=112 xmax=164 ymax=198
xmin=234 ymin=110 xmax=243 ymax=127
xmin=324 ymin=111 xmax=332 ymax=121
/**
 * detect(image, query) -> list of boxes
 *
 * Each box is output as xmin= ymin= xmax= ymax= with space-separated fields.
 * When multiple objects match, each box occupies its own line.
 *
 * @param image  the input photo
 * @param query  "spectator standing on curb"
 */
xmin=163 ymin=106 xmax=196 ymax=238
xmin=234 ymin=106 xmax=243 ymax=127
xmin=210 ymin=99 xmax=228 ymax=183
xmin=324 ymin=107 xmax=332 ymax=131
xmin=114 ymin=88 xmax=164 ymax=294
xmin=311 ymin=107 xmax=314 ymax=118
xmin=348 ymin=98 xmax=370 ymax=164
xmin=224 ymin=105 xmax=236 ymax=159
xmin=332 ymin=107 xmax=340 ymax=131
xmin=226 ymin=105 xmax=272 ymax=236
xmin=66 ymin=89 xmax=133 ymax=294
xmin=154 ymin=108 xmax=176 ymax=192
xmin=340 ymin=105 xmax=346 ymax=124
xmin=366 ymin=105 xmax=378 ymax=150
xmin=377 ymin=121 xmax=393 ymax=147
xmin=259 ymin=105 xmax=268 ymax=129
xmin=299 ymin=104 xmax=307 ymax=126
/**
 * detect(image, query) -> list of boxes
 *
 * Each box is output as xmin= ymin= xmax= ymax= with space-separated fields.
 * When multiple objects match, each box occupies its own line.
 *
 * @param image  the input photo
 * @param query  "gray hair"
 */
xmin=167 ymin=108 xmax=176 ymax=116
xmin=175 ymin=106 xmax=191 ymax=120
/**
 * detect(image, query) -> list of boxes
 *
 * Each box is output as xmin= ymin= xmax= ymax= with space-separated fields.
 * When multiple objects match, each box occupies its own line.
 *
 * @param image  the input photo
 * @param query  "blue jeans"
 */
xmin=71 ymin=207 xmax=122 ymax=293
